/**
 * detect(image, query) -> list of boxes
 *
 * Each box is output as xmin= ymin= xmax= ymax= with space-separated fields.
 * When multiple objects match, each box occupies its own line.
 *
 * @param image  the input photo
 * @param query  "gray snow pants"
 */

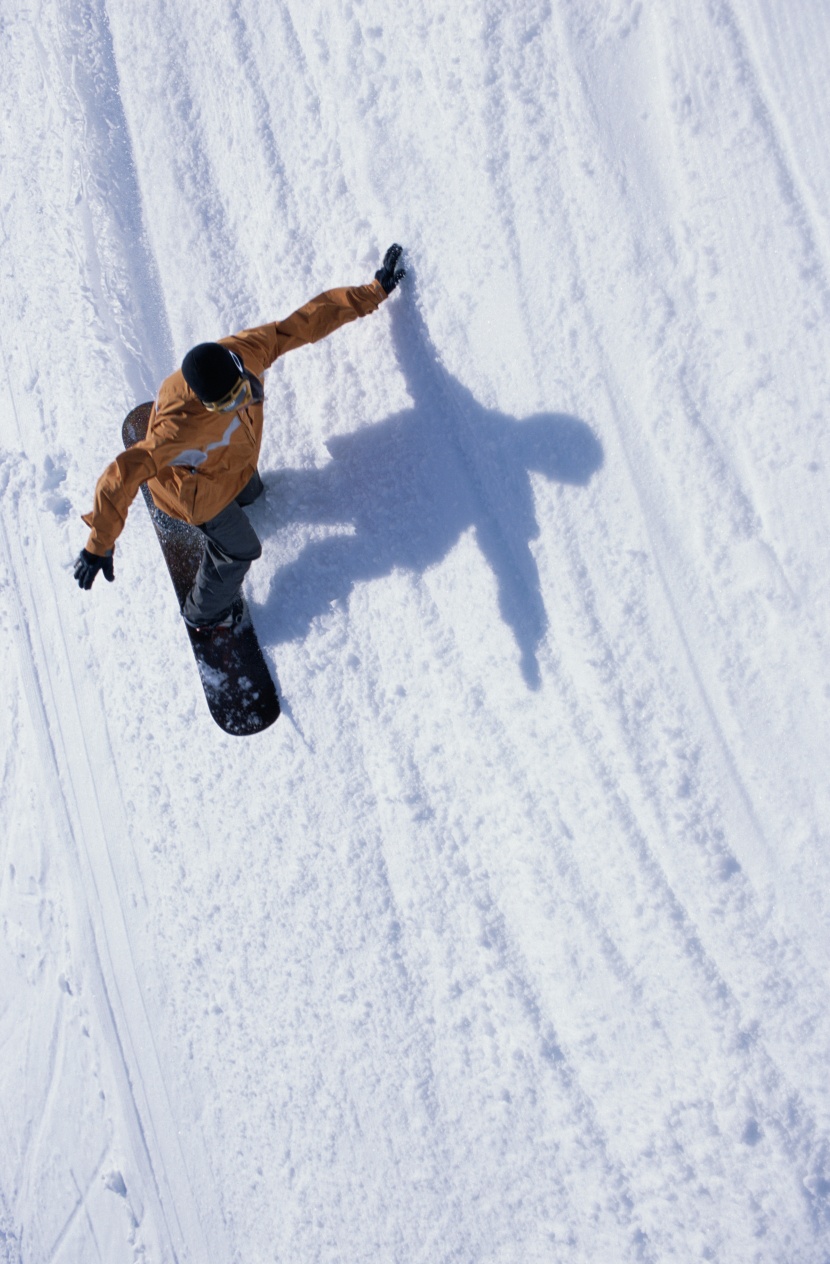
xmin=181 ymin=471 xmax=264 ymax=625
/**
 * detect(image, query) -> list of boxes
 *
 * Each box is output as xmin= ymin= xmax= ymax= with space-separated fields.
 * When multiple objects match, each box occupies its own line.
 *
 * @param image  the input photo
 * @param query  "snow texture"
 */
xmin=2 ymin=1 xmax=830 ymax=1261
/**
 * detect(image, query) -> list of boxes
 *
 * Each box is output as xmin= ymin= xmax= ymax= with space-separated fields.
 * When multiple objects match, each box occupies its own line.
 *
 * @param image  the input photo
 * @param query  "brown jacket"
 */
xmin=82 ymin=279 xmax=387 ymax=555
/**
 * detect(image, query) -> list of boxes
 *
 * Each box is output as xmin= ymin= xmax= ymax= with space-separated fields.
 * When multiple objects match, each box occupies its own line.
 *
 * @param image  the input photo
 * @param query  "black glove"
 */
xmin=375 ymin=243 xmax=406 ymax=294
xmin=74 ymin=548 xmax=114 ymax=590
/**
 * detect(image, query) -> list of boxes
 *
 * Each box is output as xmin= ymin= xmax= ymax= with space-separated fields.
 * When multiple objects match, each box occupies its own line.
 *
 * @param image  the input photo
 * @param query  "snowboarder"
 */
xmin=74 ymin=245 xmax=406 ymax=631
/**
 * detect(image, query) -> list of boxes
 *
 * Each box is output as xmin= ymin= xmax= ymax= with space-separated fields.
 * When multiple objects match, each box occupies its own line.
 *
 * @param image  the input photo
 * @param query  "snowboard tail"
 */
xmin=123 ymin=403 xmax=280 ymax=736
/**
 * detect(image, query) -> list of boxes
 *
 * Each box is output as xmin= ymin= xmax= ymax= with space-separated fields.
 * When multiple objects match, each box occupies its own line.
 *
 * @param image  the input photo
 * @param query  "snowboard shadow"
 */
xmin=255 ymin=285 xmax=603 ymax=690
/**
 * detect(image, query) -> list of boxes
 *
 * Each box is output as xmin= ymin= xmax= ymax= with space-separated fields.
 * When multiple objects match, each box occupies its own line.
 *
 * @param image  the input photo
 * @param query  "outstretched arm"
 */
xmin=78 ymin=409 xmax=217 ymax=567
xmin=273 ymin=281 xmax=388 ymax=359
xmin=73 ymin=441 xmax=160 ymax=589
xmin=80 ymin=441 xmax=161 ymax=558
xmin=233 ymin=244 xmax=406 ymax=371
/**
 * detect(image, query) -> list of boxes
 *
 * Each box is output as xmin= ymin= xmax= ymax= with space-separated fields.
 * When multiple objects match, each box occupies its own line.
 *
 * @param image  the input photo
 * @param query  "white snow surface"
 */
xmin=2 ymin=1 xmax=830 ymax=1261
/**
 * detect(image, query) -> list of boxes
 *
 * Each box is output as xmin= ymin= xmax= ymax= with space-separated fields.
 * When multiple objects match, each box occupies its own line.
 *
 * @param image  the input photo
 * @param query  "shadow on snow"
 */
xmin=256 ymin=286 xmax=603 ymax=690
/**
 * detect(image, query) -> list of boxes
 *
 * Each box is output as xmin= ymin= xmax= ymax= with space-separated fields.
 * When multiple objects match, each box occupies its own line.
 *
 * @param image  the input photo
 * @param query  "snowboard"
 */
xmin=122 ymin=403 xmax=280 ymax=736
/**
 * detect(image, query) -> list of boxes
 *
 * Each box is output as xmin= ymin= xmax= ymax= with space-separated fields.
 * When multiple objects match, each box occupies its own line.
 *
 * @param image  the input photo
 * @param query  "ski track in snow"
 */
xmin=2 ymin=1 xmax=830 ymax=1261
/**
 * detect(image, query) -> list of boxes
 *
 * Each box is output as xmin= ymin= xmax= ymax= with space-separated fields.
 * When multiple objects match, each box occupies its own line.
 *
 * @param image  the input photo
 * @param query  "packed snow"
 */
xmin=2 ymin=1 xmax=830 ymax=1261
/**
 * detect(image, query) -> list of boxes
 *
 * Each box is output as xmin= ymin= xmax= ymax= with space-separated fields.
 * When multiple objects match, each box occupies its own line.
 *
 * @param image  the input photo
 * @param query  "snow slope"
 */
xmin=2 ymin=1 xmax=830 ymax=1260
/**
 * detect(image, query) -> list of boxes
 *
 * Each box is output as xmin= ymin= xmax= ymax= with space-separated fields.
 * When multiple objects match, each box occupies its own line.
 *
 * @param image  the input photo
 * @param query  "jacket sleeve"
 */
xmin=230 ymin=279 xmax=387 ymax=372
xmin=81 ymin=416 xmax=198 ymax=554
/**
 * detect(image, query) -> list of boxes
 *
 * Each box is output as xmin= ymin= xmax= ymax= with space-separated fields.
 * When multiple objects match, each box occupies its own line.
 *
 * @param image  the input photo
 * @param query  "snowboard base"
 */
xmin=122 ymin=403 xmax=280 ymax=736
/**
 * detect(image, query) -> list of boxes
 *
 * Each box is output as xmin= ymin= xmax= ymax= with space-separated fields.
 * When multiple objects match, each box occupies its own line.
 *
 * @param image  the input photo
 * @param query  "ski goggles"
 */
xmin=203 ymin=352 xmax=254 ymax=413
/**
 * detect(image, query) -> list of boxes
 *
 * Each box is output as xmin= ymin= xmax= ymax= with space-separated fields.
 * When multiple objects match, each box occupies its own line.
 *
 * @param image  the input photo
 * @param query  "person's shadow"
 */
xmin=257 ymin=283 xmax=603 ymax=689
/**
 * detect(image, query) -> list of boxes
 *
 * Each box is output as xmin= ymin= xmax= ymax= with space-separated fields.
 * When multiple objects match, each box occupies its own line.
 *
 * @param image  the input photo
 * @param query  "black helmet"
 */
xmin=182 ymin=342 xmax=243 ymax=404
